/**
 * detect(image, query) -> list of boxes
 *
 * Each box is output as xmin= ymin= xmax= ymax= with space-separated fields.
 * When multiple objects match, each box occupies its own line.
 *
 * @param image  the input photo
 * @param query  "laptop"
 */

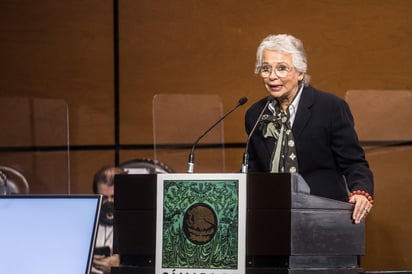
xmin=0 ymin=195 xmax=102 ymax=274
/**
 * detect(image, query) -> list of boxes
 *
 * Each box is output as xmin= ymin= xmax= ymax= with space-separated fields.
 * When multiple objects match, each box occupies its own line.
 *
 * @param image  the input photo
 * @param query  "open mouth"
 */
xmin=269 ymin=84 xmax=283 ymax=92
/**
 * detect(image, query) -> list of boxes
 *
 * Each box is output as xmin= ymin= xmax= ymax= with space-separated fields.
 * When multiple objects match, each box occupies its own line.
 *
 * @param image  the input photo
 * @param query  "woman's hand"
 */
xmin=349 ymin=194 xmax=373 ymax=224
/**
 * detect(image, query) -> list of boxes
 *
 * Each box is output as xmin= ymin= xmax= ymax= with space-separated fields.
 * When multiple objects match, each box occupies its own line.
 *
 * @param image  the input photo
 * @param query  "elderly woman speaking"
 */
xmin=245 ymin=34 xmax=374 ymax=224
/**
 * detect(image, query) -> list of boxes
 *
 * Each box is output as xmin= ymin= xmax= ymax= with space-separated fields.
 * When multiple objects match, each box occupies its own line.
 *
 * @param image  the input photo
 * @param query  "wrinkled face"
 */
xmin=260 ymin=50 xmax=304 ymax=103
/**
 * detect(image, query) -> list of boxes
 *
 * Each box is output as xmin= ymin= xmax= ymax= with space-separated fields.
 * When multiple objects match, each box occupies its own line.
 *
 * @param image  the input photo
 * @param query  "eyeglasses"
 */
xmin=258 ymin=63 xmax=293 ymax=78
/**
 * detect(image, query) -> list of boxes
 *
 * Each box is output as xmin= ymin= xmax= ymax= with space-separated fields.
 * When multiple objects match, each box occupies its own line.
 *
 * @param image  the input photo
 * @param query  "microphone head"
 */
xmin=238 ymin=96 xmax=248 ymax=106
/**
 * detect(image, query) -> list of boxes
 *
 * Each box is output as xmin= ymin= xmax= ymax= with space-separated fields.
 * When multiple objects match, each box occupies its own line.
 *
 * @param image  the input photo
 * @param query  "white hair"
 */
xmin=255 ymin=34 xmax=311 ymax=85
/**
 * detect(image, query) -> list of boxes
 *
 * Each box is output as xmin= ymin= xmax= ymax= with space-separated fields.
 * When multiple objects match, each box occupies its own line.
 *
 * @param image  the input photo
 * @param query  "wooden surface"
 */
xmin=0 ymin=0 xmax=411 ymax=271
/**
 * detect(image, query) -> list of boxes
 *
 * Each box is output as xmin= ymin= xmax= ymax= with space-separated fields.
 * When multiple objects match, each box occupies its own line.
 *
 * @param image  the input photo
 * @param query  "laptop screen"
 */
xmin=0 ymin=195 xmax=101 ymax=274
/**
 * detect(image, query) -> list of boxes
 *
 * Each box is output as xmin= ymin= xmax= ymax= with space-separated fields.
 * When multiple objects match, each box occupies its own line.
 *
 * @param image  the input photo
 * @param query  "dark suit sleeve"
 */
xmin=330 ymin=99 xmax=374 ymax=196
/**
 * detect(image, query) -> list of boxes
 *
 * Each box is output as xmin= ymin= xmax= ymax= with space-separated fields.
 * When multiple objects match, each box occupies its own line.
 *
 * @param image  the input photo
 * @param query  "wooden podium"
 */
xmin=112 ymin=173 xmax=364 ymax=274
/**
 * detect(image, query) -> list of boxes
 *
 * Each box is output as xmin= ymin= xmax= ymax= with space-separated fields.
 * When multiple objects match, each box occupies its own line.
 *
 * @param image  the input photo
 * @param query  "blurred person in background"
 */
xmin=91 ymin=166 xmax=125 ymax=274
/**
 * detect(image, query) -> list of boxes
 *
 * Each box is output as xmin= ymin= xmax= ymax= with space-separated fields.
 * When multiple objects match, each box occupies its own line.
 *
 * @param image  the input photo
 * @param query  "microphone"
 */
xmin=241 ymin=97 xmax=272 ymax=173
xmin=187 ymin=96 xmax=248 ymax=173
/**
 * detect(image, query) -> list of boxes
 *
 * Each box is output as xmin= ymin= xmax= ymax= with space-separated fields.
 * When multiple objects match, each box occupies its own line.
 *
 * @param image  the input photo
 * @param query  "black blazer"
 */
xmin=245 ymin=85 xmax=373 ymax=202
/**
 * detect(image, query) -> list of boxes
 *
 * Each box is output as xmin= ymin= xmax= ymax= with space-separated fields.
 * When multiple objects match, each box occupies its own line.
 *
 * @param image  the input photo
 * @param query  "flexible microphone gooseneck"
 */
xmin=241 ymin=97 xmax=272 ymax=173
xmin=187 ymin=96 xmax=248 ymax=173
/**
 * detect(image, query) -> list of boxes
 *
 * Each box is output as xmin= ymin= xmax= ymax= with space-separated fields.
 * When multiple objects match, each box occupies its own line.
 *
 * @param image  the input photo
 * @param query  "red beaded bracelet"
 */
xmin=349 ymin=190 xmax=374 ymax=204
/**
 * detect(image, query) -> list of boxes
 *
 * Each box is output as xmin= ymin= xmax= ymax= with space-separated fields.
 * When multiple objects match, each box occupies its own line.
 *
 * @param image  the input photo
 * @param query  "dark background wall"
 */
xmin=0 ymin=0 xmax=411 ymax=271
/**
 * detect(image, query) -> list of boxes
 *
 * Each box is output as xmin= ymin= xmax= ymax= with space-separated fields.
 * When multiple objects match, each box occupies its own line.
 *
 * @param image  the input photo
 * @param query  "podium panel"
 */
xmin=113 ymin=173 xmax=364 ymax=274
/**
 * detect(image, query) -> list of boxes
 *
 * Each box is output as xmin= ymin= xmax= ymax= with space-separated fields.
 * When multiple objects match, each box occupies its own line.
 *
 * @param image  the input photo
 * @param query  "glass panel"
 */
xmin=152 ymin=94 xmax=225 ymax=173
xmin=0 ymin=98 xmax=70 ymax=194
xmin=345 ymin=90 xmax=412 ymax=141
xmin=346 ymin=90 xmax=412 ymax=269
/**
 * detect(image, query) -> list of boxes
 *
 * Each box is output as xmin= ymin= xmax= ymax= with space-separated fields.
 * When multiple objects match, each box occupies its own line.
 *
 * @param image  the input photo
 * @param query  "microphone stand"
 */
xmin=187 ymin=96 xmax=248 ymax=173
xmin=241 ymin=98 xmax=271 ymax=173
